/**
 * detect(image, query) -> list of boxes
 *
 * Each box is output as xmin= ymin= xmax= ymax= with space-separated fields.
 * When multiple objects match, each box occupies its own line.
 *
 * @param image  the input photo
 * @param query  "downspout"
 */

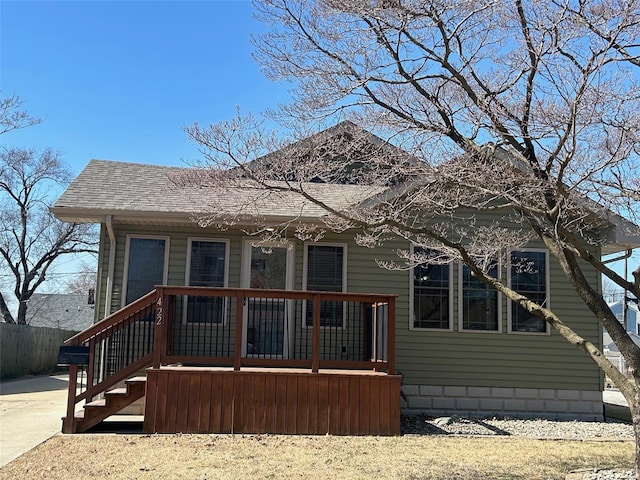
xmin=105 ymin=215 xmax=116 ymax=319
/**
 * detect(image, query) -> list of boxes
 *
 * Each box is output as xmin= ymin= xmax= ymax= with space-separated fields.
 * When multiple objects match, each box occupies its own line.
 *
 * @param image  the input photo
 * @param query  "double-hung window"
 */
xmin=411 ymin=247 xmax=452 ymax=330
xmin=185 ymin=239 xmax=228 ymax=324
xmin=304 ymin=244 xmax=346 ymax=327
xmin=509 ymin=250 xmax=549 ymax=334
xmin=460 ymin=262 xmax=500 ymax=332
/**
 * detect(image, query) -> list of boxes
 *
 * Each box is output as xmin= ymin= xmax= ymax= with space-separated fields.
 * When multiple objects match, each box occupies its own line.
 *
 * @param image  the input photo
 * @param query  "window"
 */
xmin=304 ymin=244 xmax=346 ymax=327
xmin=411 ymin=248 xmax=452 ymax=330
xmin=509 ymin=250 xmax=549 ymax=334
xmin=460 ymin=263 xmax=500 ymax=332
xmin=123 ymin=236 xmax=168 ymax=306
xmin=185 ymin=239 xmax=228 ymax=324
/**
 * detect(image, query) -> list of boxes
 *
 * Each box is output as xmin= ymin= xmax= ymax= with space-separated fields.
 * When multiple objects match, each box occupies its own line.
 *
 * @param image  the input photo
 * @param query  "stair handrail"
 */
xmin=65 ymin=289 xmax=159 ymax=346
xmin=62 ymin=289 xmax=159 ymax=433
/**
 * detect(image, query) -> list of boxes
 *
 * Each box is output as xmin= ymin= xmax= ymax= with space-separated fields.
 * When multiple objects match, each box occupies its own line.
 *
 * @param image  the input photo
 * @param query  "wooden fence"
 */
xmin=0 ymin=323 xmax=77 ymax=380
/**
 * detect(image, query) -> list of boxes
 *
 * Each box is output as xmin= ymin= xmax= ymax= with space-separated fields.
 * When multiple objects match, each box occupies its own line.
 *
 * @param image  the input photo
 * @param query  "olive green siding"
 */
xmin=95 ymin=222 xmax=602 ymax=392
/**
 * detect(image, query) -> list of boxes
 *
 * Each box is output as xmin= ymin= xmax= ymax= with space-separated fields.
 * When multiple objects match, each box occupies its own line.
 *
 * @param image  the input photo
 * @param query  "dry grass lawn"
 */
xmin=0 ymin=434 xmax=633 ymax=480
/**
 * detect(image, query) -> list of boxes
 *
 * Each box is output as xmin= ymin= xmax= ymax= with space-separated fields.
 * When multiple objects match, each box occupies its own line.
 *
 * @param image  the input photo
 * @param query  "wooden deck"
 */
xmin=62 ymin=287 xmax=400 ymax=435
xmin=144 ymin=366 xmax=401 ymax=435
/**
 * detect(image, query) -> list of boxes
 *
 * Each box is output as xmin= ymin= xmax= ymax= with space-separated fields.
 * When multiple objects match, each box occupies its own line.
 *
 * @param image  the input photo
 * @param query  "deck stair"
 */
xmin=66 ymin=377 xmax=146 ymax=433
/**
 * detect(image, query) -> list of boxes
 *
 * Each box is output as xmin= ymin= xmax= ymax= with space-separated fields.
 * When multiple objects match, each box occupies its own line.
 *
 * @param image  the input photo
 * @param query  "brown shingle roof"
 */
xmin=51 ymin=159 xmax=383 ymax=225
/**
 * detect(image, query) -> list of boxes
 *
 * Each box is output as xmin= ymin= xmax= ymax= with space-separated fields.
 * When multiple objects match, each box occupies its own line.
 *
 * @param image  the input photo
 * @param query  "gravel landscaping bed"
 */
xmin=401 ymin=415 xmax=635 ymax=439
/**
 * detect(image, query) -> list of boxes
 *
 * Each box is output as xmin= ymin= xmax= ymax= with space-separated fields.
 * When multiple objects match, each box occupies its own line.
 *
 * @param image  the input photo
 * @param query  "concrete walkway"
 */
xmin=603 ymin=389 xmax=631 ymax=422
xmin=0 ymin=374 xmax=69 ymax=467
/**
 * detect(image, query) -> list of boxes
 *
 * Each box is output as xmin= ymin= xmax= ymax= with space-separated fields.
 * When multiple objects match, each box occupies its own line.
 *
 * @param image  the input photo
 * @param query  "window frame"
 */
xmin=458 ymin=260 xmax=502 ymax=334
xmin=183 ymin=238 xmax=230 ymax=326
xmin=121 ymin=235 xmax=170 ymax=308
xmin=409 ymin=245 xmax=454 ymax=332
xmin=302 ymin=242 xmax=348 ymax=329
xmin=507 ymin=248 xmax=551 ymax=335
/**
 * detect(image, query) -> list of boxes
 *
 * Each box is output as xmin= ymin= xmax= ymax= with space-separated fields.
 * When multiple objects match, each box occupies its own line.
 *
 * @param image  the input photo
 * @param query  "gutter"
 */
xmin=602 ymin=249 xmax=633 ymax=264
xmin=105 ymin=215 xmax=116 ymax=318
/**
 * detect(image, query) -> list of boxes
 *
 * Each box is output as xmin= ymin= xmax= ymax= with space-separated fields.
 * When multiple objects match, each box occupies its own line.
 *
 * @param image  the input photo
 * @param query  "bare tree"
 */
xmin=64 ymin=260 xmax=97 ymax=297
xmin=0 ymin=94 xmax=41 ymax=134
xmin=603 ymin=278 xmax=625 ymax=304
xmin=0 ymin=96 xmax=97 ymax=325
xmin=182 ymin=0 xmax=640 ymax=473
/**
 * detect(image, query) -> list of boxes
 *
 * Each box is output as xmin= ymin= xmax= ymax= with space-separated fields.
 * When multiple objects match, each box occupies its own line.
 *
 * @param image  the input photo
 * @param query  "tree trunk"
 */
xmin=0 ymin=292 xmax=15 ymax=323
xmin=16 ymin=298 xmax=27 ymax=325
xmin=631 ymin=401 xmax=640 ymax=478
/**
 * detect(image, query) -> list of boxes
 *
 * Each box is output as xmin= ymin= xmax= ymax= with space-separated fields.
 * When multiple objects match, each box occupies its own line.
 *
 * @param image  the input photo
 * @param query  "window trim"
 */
xmin=507 ymin=248 xmax=551 ymax=335
xmin=408 ymin=244 xmax=454 ymax=332
xmin=121 ymin=235 xmax=170 ymax=308
xmin=183 ymin=238 xmax=230 ymax=326
xmin=302 ymin=242 xmax=348 ymax=329
xmin=458 ymin=261 xmax=502 ymax=334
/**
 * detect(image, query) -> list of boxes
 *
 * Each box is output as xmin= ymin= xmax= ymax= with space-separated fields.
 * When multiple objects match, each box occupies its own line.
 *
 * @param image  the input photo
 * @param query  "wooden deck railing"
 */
xmin=62 ymin=286 xmax=396 ymax=432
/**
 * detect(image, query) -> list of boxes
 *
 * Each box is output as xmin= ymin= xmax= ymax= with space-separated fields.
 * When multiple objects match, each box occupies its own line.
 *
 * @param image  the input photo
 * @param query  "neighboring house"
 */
xmin=608 ymin=300 xmax=640 ymax=336
xmin=51 ymin=122 xmax=640 ymax=434
xmin=604 ymin=301 xmax=640 ymax=378
xmin=25 ymin=293 xmax=95 ymax=332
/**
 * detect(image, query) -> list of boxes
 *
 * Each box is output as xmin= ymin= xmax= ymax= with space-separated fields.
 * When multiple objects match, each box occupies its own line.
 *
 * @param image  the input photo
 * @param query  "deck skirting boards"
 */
xmin=143 ymin=367 xmax=402 ymax=435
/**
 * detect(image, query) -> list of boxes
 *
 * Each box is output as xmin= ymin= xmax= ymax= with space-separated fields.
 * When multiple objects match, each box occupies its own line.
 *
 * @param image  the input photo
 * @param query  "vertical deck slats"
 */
xmin=348 ymin=377 xmax=360 ymax=434
xmin=253 ymin=374 xmax=266 ymax=433
xmin=144 ymin=368 xmax=401 ymax=435
xmin=232 ymin=375 xmax=245 ymax=433
xmin=175 ymin=373 xmax=191 ymax=432
xmin=359 ymin=376 xmax=370 ymax=435
xmin=264 ymin=375 xmax=277 ymax=432
xmin=286 ymin=375 xmax=298 ymax=434
xmin=307 ymin=375 xmax=319 ymax=434
xmin=369 ymin=377 xmax=380 ymax=434
xmin=317 ymin=376 xmax=330 ymax=434
xmin=244 ymin=374 xmax=256 ymax=433
xmin=165 ymin=372 xmax=180 ymax=432
xmin=296 ymin=376 xmax=309 ymax=434
xmin=221 ymin=377 xmax=233 ymax=433
xmin=198 ymin=373 xmax=212 ymax=434
xmin=328 ymin=377 xmax=340 ymax=434
xmin=275 ymin=375 xmax=287 ymax=433
xmin=187 ymin=374 xmax=201 ymax=433
xmin=209 ymin=374 xmax=223 ymax=432
xmin=338 ymin=376 xmax=350 ymax=435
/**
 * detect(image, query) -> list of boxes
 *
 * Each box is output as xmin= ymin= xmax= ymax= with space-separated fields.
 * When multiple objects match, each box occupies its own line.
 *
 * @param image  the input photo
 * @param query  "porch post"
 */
xmin=234 ymin=291 xmax=243 ymax=371
xmin=312 ymin=294 xmax=320 ymax=373
xmin=387 ymin=296 xmax=396 ymax=375
xmin=152 ymin=288 xmax=164 ymax=369
xmin=62 ymin=364 xmax=78 ymax=434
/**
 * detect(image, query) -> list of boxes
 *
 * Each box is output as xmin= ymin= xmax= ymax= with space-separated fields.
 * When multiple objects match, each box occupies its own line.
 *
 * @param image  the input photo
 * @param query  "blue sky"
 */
xmin=1 ymin=0 xmax=288 ymax=172
xmin=1 ymin=0 xmax=638 ymax=303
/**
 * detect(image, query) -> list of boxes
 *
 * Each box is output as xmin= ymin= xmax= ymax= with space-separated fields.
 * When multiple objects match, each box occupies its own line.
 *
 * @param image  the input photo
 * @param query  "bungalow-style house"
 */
xmin=51 ymin=122 xmax=640 ymax=435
